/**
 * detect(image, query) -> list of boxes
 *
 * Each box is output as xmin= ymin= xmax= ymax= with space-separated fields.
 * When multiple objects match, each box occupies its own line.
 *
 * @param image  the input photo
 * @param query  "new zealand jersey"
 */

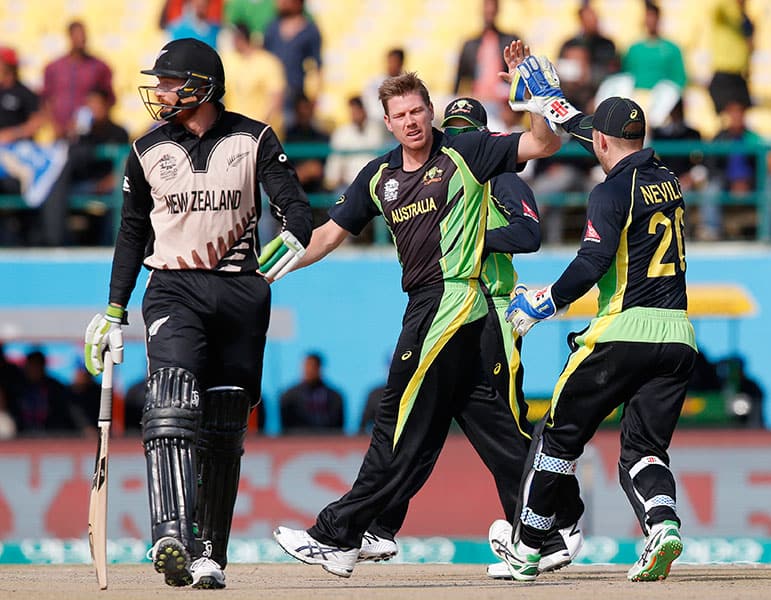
xmin=329 ymin=128 xmax=523 ymax=292
xmin=482 ymin=174 xmax=540 ymax=298
xmin=553 ymin=115 xmax=688 ymax=315
xmin=109 ymin=108 xmax=311 ymax=306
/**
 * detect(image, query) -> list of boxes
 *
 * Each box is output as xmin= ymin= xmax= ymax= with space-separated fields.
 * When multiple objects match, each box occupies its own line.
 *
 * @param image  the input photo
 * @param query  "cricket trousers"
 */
xmin=310 ymin=282 xmax=527 ymax=547
xmin=367 ymin=293 xmax=582 ymax=541
xmin=142 ymin=269 xmax=271 ymax=400
xmin=519 ymin=339 xmax=697 ymax=547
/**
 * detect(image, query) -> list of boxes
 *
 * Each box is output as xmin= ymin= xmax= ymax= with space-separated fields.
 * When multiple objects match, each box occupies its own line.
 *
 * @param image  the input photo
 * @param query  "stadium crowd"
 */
xmin=0 ymin=0 xmax=768 ymax=246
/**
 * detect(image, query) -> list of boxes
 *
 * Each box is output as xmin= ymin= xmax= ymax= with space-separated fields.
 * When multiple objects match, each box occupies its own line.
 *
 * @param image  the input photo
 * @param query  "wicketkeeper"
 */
xmin=488 ymin=53 xmax=697 ymax=583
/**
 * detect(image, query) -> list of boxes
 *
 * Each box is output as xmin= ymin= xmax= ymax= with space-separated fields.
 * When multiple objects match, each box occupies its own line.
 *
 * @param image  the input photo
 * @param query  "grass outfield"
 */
xmin=3 ymin=564 xmax=771 ymax=599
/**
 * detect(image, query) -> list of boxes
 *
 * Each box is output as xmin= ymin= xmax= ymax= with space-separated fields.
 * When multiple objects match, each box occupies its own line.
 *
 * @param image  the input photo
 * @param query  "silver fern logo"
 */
xmin=147 ymin=315 xmax=170 ymax=340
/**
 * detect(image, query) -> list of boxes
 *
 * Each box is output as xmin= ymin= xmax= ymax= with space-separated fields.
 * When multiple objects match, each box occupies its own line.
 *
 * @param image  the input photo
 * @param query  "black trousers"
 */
xmin=142 ymin=269 xmax=271 ymax=401
xmin=310 ymin=284 xmax=529 ymax=547
xmin=520 ymin=340 xmax=696 ymax=546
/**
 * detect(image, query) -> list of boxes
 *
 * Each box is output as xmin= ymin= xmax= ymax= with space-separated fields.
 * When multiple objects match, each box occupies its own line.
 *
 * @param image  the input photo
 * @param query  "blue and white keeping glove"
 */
xmin=505 ymin=285 xmax=562 ymax=336
xmin=84 ymin=304 xmax=125 ymax=375
xmin=258 ymin=230 xmax=306 ymax=282
xmin=509 ymin=56 xmax=580 ymax=129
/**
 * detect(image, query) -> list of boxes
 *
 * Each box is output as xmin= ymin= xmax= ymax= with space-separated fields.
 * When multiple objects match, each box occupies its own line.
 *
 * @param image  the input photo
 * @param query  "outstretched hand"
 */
xmin=499 ymin=40 xmax=530 ymax=85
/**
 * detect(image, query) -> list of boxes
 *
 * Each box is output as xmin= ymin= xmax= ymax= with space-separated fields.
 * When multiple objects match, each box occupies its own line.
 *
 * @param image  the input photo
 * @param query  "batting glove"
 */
xmin=84 ymin=304 xmax=126 ymax=375
xmin=258 ymin=230 xmax=306 ymax=282
xmin=511 ymin=56 xmax=580 ymax=129
xmin=505 ymin=285 xmax=559 ymax=337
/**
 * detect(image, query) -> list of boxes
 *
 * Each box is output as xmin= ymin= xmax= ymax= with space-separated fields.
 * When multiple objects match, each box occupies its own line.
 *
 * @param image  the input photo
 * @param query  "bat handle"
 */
xmin=99 ymin=352 xmax=114 ymax=423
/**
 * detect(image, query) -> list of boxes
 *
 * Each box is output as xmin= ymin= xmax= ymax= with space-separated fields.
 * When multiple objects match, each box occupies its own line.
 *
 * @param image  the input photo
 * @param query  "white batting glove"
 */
xmin=84 ymin=305 xmax=125 ymax=375
xmin=258 ymin=230 xmax=306 ymax=281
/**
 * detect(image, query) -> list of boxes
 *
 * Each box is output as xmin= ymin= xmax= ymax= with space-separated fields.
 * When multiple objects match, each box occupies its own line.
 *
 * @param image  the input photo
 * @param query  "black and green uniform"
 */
xmin=309 ymin=128 xmax=534 ymax=548
xmin=517 ymin=116 xmax=698 ymax=550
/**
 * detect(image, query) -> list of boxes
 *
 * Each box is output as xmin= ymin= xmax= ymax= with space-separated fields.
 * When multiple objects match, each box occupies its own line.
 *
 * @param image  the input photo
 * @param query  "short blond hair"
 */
xmin=378 ymin=72 xmax=431 ymax=116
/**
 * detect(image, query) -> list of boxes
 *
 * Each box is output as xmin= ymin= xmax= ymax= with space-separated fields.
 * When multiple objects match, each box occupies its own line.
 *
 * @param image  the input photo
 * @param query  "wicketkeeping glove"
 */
xmin=510 ymin=56 xmax=580 ymax=128
xmin=505 ymin=285 xmax=562 ymax=336
xmin=84 ymin=304 xmax=126 ymax=375
xmin=258 ymin=230 xmax=306 ymax=281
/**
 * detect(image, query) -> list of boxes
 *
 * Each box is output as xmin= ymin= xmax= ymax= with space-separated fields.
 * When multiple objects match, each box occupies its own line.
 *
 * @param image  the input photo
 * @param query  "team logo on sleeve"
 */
xmin=583 ymin=219 xmax=601 ymax=243
xmin=122 ymin=176 xmax=130 ymax=192
xmin=422 ymin=167 xmax=444 ymax=185
xmin=384 ymin=178 xmax=399 ymax=202
xmin=521 ymin=199 xmax=539 ymax=223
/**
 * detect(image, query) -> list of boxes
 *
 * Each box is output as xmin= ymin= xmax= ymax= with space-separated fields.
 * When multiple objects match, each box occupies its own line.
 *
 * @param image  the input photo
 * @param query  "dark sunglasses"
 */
xmin=444 ymin=125 xmax=480 ymax=137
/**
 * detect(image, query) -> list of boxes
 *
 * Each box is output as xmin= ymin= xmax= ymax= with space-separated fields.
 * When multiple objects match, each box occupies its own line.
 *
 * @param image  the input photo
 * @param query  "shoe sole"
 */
xmin=192 ymin=575 xmax=226 ymax=589
xmin=153 ymin=539 xmax=192 ymax=587
xmin=357 ymin=550 xmax=398 ymax=563
xmin=273 ymin=530 xmax=353 ymax=578
xmin=628 ymin=538 xmax=683 ymax=582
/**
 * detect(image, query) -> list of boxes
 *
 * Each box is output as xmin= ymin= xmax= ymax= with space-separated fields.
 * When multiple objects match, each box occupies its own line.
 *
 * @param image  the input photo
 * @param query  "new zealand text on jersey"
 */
xmin=390 ymin=197 xmax=437 ymax=223
xmin=164 ymin=189 xmax=243 ymax=214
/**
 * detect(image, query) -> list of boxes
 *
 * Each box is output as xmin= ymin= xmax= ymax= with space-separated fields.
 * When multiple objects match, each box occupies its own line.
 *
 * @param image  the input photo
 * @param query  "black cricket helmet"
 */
xmin=138 ymin=38 xmax=225 ymax=121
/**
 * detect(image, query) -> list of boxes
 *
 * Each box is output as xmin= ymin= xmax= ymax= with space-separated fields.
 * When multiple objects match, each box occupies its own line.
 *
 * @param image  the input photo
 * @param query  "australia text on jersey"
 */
xmin=390 ymin=197 xmax=437 ymax=224
xmin=164 ymin=189 xmax=243 ymax=214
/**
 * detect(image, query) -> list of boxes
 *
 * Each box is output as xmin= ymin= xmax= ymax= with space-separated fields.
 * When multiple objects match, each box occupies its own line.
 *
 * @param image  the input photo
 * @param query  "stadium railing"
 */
xmin=0 ymin=140 xmax=768 ymax=243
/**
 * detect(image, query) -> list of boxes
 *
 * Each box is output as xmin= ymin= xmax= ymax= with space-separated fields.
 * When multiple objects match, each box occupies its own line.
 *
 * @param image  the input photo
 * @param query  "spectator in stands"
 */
xmin=359 ymin=382 xmax=385 ymax=435
xmin=167 ymin=0 xmax=222 ymax=50
xmin=559 ymin=2 xmax=619 ymax=92
xmin=285 ymin=94 xmax=329 ymax=219
xmin=124 ymin=376 xmax=146 ymax=433
xmin=0 ymin=342 xmax=23 ymax=436
xmin=69 ymin=360 xmax=100 ymax=435
xmin=0 ymin=48 xmax=43 ymax=145
xmin=650 ymin=98 xmax=706 ymax=194
xmin=280 ymin=352 xmax=344 ymax=433
xmin=324 ymin=96 xmax=385 ymax=195
xmin=264 ymin=0 xmax=322 ymax=129
xmin=704 ymin=100 xmax=765 ymax=239
xmin=221 ymin=22 xmax=286 ymax=137
xmin=42 ymin=21 xmax=115 ymax=141
xmin=11 ymin=349 xmax=77 ymax=435
xmin=160 ymin=0 xmax=223 ymax=29
xmin=68 ymin=88 xmax=129 ymax=193
xmin=0 ymin=47 xmax=69 ymax=246
xmin=362 ymin=48 xmax=405 ymax=130
xmin=622 ymin=1 xmax=687 ymax=91
xmin=224 ymin=0 xmax=276 ymax=39
xmin=454 ymin=0 xmax=518 ymax=117
xmin=707 ymin=0 xmax=753 ymax=113
xmin=64 ymin=88 xmax=129 ymax=245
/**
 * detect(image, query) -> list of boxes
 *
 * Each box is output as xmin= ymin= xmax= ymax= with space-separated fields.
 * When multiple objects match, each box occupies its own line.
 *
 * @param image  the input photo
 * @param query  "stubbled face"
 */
xmin=384 ymin=92 xmax=434 ymax=152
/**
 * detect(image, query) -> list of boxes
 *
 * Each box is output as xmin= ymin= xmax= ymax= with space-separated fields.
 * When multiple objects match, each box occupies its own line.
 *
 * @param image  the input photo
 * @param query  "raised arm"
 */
xmin=499 ymin=41 xmax=561 ymax=161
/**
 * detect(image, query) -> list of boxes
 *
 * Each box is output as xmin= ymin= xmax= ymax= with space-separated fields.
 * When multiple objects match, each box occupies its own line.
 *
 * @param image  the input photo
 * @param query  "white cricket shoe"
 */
xmin=486 ymin=520 xmax=583 ymax=578
xmin=191 ymin=556 xmax=225 ymax=589
xmin=358 ymin=531 xmax=398 ymax=563
xmin=488 ymin=519 xmax=540 ymax=581
xmin=627 ymin=520 xmax=683 ymax=582
xmin=148 ymin=536 xmax=192 ymax=587
xmin=273 ymin=526 xmax=359 ymax=578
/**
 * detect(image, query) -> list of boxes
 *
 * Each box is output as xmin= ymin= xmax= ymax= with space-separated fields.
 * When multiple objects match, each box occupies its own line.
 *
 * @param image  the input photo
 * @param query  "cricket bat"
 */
xmin=88 ymin=351 xmax=114 ymax=590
